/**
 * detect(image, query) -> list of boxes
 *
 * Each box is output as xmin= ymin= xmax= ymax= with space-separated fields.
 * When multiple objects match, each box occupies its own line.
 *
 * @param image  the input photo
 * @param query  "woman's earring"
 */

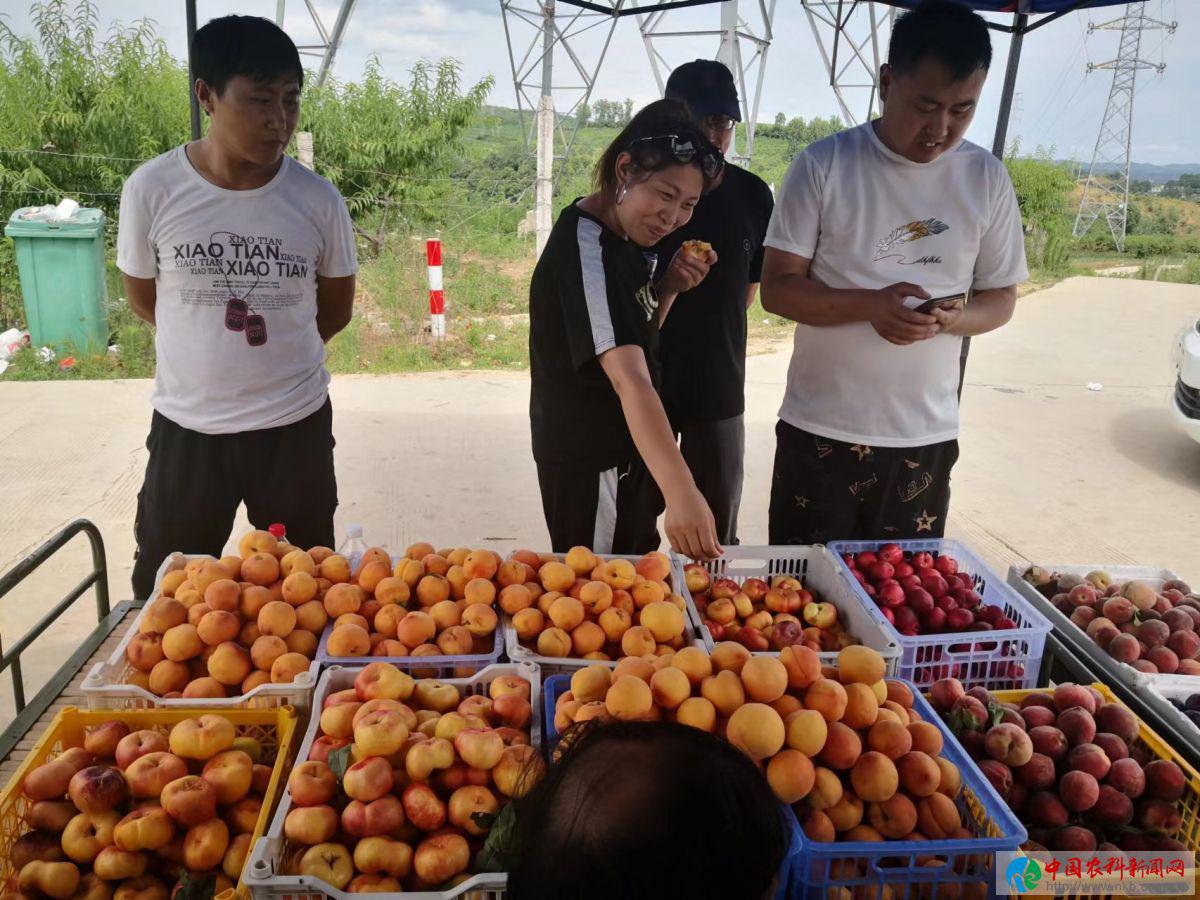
xmin=615 ymin=183 xmax=628 ymax=205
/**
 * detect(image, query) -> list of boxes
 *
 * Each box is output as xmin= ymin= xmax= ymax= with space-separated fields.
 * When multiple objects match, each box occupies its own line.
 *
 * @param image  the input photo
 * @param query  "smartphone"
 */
xmin=913 ymin=292 xmax=967 ymax=315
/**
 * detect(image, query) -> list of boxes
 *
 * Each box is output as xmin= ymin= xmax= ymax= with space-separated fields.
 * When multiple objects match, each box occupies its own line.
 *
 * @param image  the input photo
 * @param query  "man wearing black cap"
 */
xmin=653 ymin=59 xmax=775 ymax=547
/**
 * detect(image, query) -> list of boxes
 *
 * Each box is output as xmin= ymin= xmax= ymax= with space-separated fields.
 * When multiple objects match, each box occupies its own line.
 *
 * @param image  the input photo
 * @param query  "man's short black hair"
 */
xmin=192 ymin=15 xmax=303 ymax=95
xmin=888 ymin=0 xmax=992 ymax=80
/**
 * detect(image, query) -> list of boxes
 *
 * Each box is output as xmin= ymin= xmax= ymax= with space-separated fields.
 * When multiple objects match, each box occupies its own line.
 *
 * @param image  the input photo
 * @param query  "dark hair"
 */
xmin=888 ymin=0 xmax=992 ymax=80
xmin=192 ymin=16 xmax=304 ymax=95
xmin=593 ymin=98 xmax=721 ymax=198
xmin=507 ymin=720 xmax=788 ymax=900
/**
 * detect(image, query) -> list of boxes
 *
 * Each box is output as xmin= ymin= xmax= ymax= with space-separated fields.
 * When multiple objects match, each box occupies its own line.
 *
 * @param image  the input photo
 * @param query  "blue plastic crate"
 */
xmin=315 ymin=621 xmax=503 ymax=678
xmin=543 ymin=675 xmax=1024 ymax=899
xmin=830 ymin=538 xmax=1052 ymax=692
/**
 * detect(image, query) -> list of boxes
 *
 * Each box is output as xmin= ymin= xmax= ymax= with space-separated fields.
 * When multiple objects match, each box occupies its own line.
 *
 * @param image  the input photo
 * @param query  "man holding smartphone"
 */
xmin=760 ymin=0 xmax=1026 ymax=545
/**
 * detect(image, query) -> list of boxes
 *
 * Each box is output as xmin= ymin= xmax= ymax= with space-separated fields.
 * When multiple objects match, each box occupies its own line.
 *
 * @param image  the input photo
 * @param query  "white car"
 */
xmin=1174 ymin=320 xmax=1200 ymax=443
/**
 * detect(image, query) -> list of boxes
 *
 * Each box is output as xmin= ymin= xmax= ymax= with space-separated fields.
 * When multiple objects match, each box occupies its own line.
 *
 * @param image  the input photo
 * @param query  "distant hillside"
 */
xmin=1060 ymin=160 xmax=1200 ymax=183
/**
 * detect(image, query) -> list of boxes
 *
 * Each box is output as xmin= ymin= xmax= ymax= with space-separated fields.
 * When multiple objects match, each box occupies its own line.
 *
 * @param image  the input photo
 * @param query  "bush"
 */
xmin=1124 ymin=234 xmax=1200 ymax=258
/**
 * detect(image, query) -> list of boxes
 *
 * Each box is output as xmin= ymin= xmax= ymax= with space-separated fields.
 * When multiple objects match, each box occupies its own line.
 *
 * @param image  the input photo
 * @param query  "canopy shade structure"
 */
xmin=556 ymin=0 xmax=1142 ymax=29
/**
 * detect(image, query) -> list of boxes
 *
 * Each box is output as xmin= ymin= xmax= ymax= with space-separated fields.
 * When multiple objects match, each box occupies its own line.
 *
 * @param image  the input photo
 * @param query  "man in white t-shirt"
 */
xmin=761 ymin=0 xmax=1027 ymax=546
xmin=118 ymin=15 xmax=357 ymax=600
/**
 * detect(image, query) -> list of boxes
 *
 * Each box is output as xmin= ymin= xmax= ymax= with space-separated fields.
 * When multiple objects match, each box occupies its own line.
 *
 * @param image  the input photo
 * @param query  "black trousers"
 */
xmin=674 ymin=414 xmax=744 ymax=546
xmin=768 ymin=420 xmax=958 ymax=547
xmin=535 ymin=458 xmax=661 ymax=555
xmin=132 ymin=398 xmax=338 ymax=601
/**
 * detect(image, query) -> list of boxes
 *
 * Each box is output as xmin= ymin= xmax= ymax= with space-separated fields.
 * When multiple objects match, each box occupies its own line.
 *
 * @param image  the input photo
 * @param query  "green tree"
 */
xmin=300 ymin=57 xmax=492 ymax=219
xmin=773 ymin=112 xmax=786 ymax=126
xmin=622 ymin=98 xmax=634 ymax=124
xmin=0 ymin=0 xmax=188 ymax=213
xmin=576 ymin=101 xmax=591 ymax=127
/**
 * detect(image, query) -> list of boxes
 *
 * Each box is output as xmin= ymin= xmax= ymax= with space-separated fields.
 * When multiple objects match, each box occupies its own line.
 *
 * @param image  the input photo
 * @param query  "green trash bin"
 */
xmin=5 ymin=206 xmax=109 ymax=353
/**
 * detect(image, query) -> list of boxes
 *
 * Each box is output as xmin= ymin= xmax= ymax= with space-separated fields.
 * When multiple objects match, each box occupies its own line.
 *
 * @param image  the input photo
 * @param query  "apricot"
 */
xmin=618 ymin=625 xmax=655 ymax=658
xmin=804 ymin=678 xmax=848 ymax=722
xmin=710 ymin=641 xmax=751 ymax=674
xmin=700 ymin=670 xmax=746 ymax=717
xmin=545 ymin=596 xmax=583 ymax=632
xmin=598 ymin=607 xmax=632 ymax=644
xmin=731 ymin=656 xmax=785 ymax=705
xmin=650 ymin=666 xmax=691 ymax=710
xmin=250 ymin=635 xmax=288 ymax=672
xmin=868 ymin=793 xmax=918 ymax=839
xmin=571 ymin=622 xmax=606 ymax=656
xmin=726 ymin=703 xmax=785 ymax=761
xmin=577 ymin=581 xmax=612 ymax=615
xmin=631 ymin=580 xmax=666 ymax=609
xmin=897 ymin=751 xmax=941 ymax=798
xmin=462 ymin=604 xmax=498 ymax=637
xmin=327 ymin=624 xmax=371 ymax=657
xmin=415 ymin=575 xmax=450 ymax=608
xmin=536 ymin=628 xmax=572 ymax=658
xmin=825 ymin=792 xmax=865 ymax=832
xmin=513 ymin=608 xmax=545 ymax=641
xmin=908 ymin=722 xmax=944 ymax=756
xmin=819 ymin=721 xmax=863 ymax=770
xmin=838 ymin=645 xmax=887 ymax=685
xmin=600 ymin=559 xmax=637 ymax=590
xmin=841 ymin=683 xmax=880 ymax=730
xmin=538 ymin=562 xmax=576 ymax=593
xmin=867 ymin=719 xmax=913 ymax=760
xmin=162 ymin=624 xmax=203 ymax=662
xmin=282 ymin=572 xmax=318 ymax=606
xmin=318 ymin=554 xmax=351 ymax=584
xmin=295 ymin=600 xmax=329 ymax=633
xmin=640 ymin=601 xmax=684 ymax=642
xmin=257 ymin=601 xmax=297 ymax=639
xmin=850 ymin=752 xmax=899 ymax=803
xmin=271 ymin=652 xmax=310 ymax=683
xmin=241 ymin=553 xmax=280 ymax=587
xmin=675 ymin=697 xmax=717 ymax=732
xmin=936 ymin=757 xmax=962 ymax=798
xmin=437 ymin=625 xmax=475 ymax=655
xmin=612 ymin=656 xmax=656 ymax=683
xmin=208 ymin=642 xmax=253 ymax=687
xmin=805 ymin=767 xmax=843 ymax=811
xmin=605 ymin=675 xmax=653 ymax=720
xmin=767 ymin=750 xmax=816 ymax=804
xmin=286 ymin=629 xmax=318 ymax=657
xmin=783 ymin=709 xmax=828 ymax=756
xmin=324 ymin=584 xmax=363 ymax=618
xmin=396 ymin=611 xmax=436 ymax=648
xmin=149 ymin=660 xmax=190 ymax=695
xmin=203 ymin=578 xmax=240 ymax=613
xmin=886 ymin=681 xmax=915 ymax=709
xmin=569 ymin=666 xmax=612 ymax=704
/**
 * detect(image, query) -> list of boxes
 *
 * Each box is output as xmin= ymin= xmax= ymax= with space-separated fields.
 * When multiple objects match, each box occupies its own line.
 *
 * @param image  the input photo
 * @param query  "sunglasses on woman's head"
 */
xmin=626 ymin=134 xmax=725 ymax=180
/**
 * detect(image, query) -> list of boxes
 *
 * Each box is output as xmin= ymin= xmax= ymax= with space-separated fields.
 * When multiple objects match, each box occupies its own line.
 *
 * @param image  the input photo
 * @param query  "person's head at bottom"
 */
xmin=508 ymin=720 xmax=788 ymax=900
xmin=592 ymin=98 xmax=724 ymax=248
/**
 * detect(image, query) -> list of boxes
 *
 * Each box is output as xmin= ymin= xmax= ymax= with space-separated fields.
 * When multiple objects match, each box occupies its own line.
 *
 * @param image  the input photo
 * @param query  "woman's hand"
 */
xmin=659 ymin=244 xmax=718 ymax=298
xmin=664 ymin=483 xmax=723 ymax=563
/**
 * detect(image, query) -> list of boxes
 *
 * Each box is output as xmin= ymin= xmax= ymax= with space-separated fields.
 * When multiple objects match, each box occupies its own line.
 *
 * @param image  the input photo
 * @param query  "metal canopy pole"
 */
xmin=991 ymin=13 xmax=1028 ymax=159
xmin=186 ymin=0 xmax=201 ymax=140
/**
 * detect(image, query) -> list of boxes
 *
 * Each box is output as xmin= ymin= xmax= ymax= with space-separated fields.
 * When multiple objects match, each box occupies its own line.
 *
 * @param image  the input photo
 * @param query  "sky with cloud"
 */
xmin=2 ymin=0 xmax=1193 ymax=164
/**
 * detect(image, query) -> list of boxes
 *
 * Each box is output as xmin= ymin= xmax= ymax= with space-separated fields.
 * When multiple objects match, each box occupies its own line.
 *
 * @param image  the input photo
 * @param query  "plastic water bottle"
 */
xmin=268 ymin=522 xmax=288 ymax=544
xmin=338 ymin=524 xmax=367 ymax=559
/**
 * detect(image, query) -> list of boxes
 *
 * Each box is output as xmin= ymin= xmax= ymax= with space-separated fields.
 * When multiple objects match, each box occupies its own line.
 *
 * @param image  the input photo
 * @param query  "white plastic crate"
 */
xmin=829 ymin=539 xmax=1051 ymax=691
xmin=676 ymin=545 xmax=900 ymax=673
xmin=243 ymin=661 xmax=541 ymax=900
xmin=1146 ymin=674 xmax=1200 ymax=744
xmin=1006 ymin=562 xmax=1188 ymax=691
xmin=82 ymin=551 xmax=318 ymax=710
xmin=503 ymin=554 xmax=701 ymax=678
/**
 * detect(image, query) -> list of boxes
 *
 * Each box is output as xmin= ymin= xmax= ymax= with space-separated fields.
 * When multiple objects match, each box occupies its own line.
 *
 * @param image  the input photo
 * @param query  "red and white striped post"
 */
xmin=426 ymin=238 xmax=445 ymax=339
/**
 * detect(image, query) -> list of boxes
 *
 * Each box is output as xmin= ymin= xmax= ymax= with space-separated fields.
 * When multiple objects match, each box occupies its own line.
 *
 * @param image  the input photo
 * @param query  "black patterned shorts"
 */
xmin=767 ymin=420 xmax=958 ymax=546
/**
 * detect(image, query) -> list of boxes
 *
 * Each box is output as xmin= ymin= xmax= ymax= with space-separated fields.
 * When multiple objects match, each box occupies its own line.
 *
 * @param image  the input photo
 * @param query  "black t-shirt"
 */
xmin=655 ymin=163 xmax=774 ymax=424
xmin=529 ymin=202 xmax=661 ymax=469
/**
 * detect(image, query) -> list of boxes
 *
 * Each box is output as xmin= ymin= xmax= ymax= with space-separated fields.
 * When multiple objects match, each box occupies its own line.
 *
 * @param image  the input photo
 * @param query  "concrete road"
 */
xmin=1 ymin=275 xmax=1197 ymax=716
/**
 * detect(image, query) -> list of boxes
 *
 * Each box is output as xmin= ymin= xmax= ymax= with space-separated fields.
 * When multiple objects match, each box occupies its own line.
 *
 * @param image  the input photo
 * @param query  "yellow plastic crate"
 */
xmin=992 ymin=685 xmax=1200 ymax=899
xmin=0 ymin=705 xmax=298 ymax=900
